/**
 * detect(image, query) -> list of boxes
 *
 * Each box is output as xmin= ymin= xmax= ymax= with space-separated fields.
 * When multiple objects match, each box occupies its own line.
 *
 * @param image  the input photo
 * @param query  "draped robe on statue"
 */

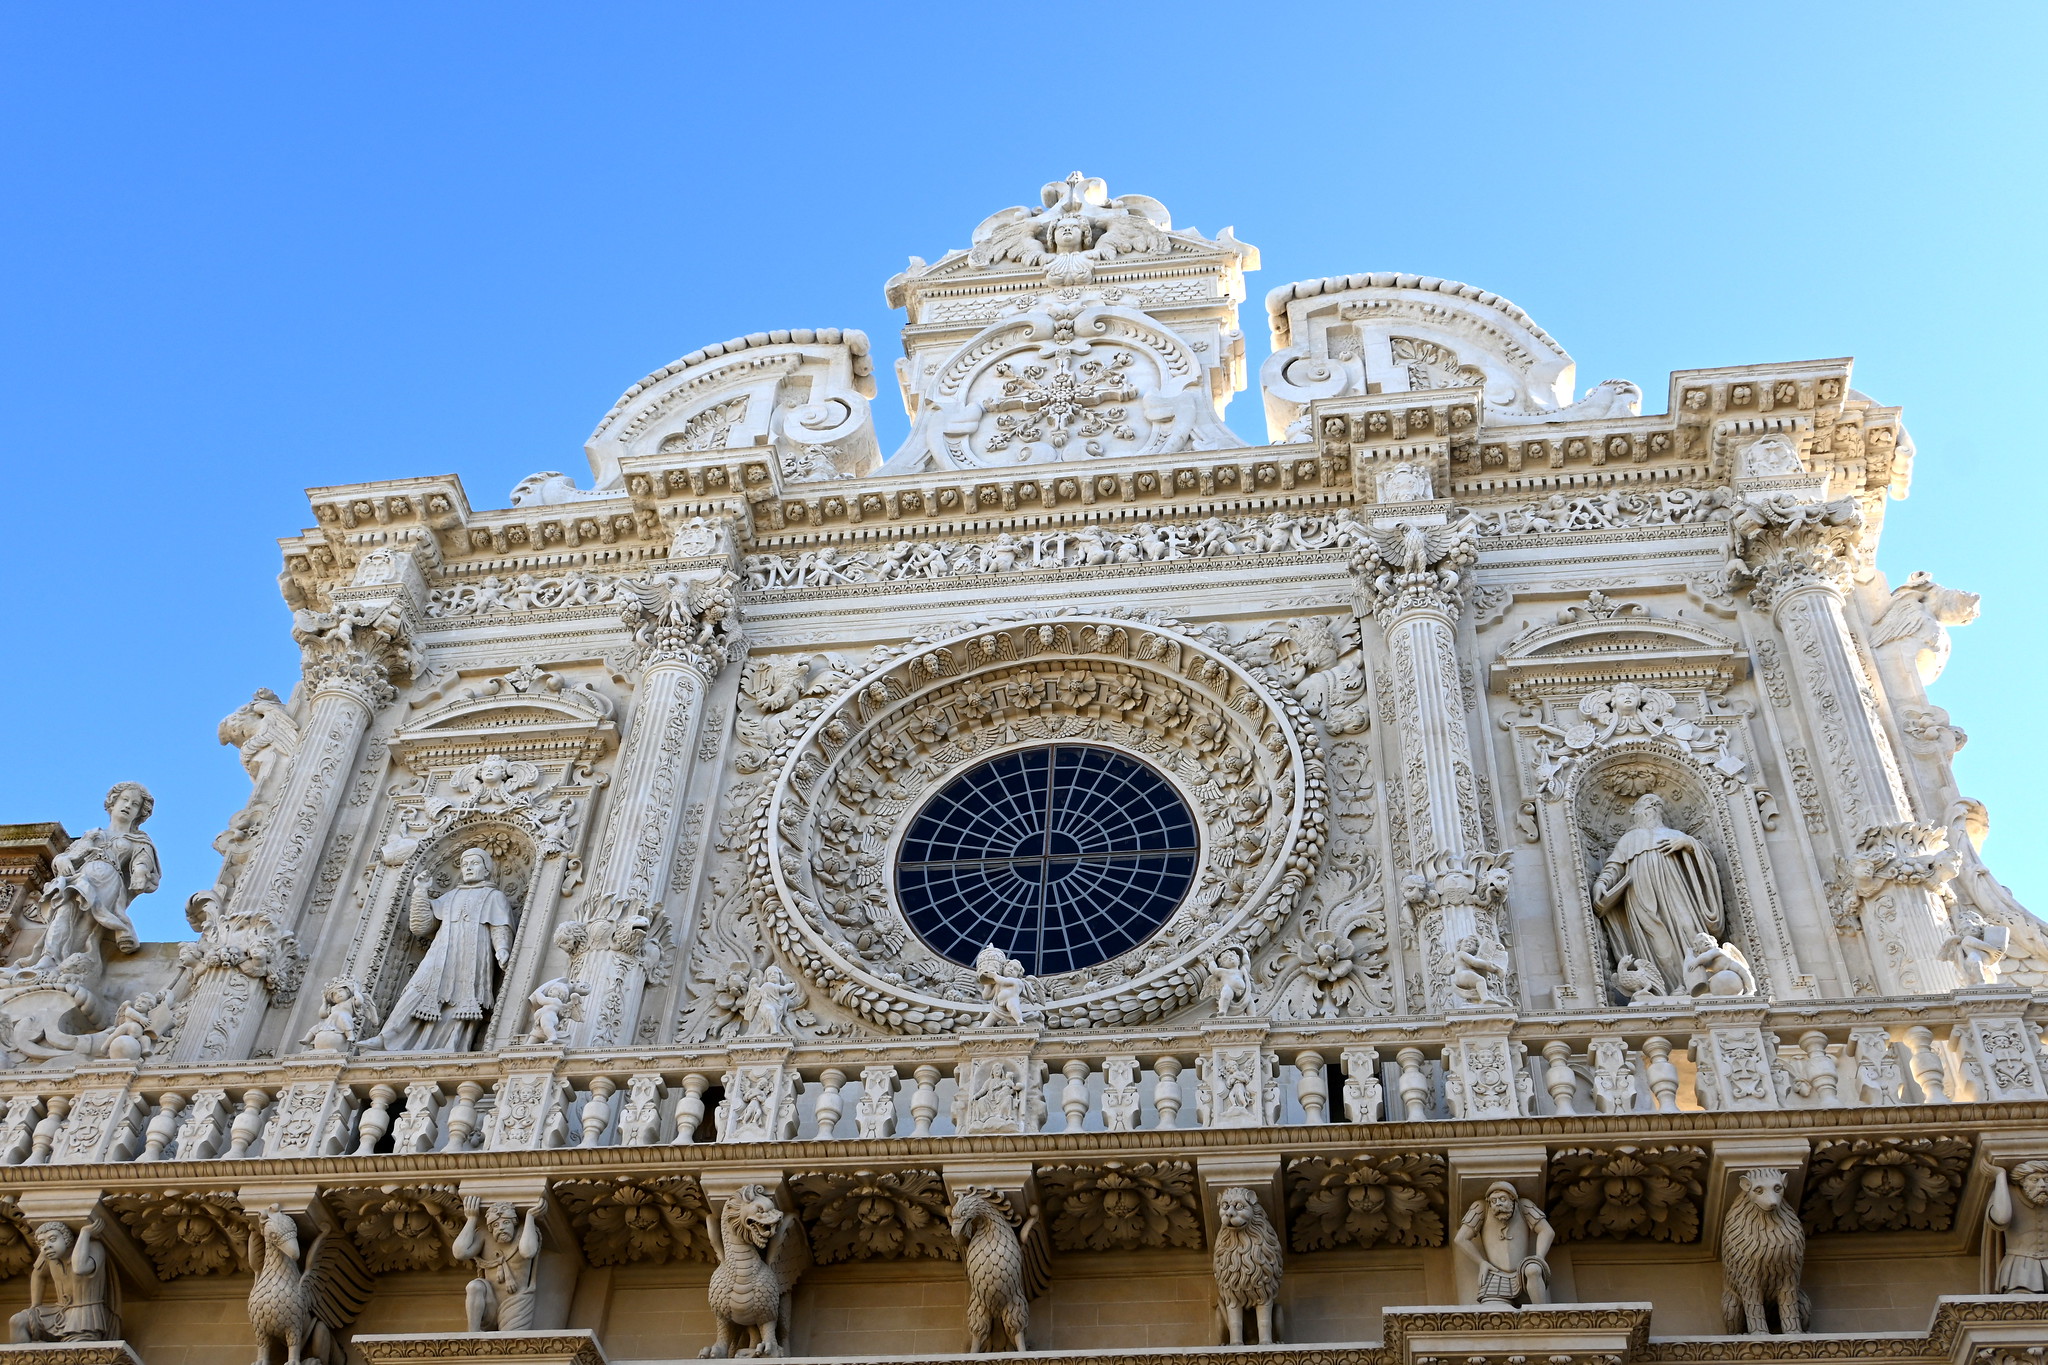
xmin=1592 ymin=798 xmax=1724 ymax=994
xmin=383 ymin=880 xmax=513 ymax=1052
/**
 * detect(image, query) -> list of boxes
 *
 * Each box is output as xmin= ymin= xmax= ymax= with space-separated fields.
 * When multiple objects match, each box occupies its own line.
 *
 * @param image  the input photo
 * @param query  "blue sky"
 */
xmin=2 ymin=3 xmax=2043 ymax=943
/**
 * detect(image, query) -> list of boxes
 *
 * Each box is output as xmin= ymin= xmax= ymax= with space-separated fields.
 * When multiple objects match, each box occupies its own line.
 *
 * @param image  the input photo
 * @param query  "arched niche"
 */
xmin=1561 ymin=743 xmax=1802 ymax=1006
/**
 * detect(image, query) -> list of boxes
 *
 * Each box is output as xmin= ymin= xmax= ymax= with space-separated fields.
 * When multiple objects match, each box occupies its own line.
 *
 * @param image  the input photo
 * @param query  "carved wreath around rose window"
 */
xmin=747 ymin=612 xmax=1328 ymax=1032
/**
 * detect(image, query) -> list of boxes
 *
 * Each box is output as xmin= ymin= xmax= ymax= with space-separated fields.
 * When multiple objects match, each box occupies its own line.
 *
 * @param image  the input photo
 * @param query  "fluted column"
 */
xmin=1735 ymin=495 xmax=1960 ymax=995
xmin=565 ymin=563 xmax=743 ymax=1047
xmin=1354 ymin=513 xmax=1508 ymax=1011
xmin=171 ymin=602 xmax=415 ymax=1062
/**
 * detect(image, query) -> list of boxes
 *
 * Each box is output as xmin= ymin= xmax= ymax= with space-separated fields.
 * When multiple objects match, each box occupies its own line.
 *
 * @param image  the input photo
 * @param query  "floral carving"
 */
xmin=1036 ymin=1161 xmax=1203 ymax=1252
xmin=1285 ymin=1153 xmax=1446 ymax=1252
xmin=1546 ymin=1145 xmax=1705 ymax=1243
xmin=326 ymin=1185 xmax=465 ymax=1272
xmin=1801 ymin=1136 xmax=1972 ymax=1235
xmin=552 ymin=1175 xmax=710 ymax=1266
xmin=105 ymin=1191 xmax=245 ymax=1278
xmin=788 ymin=1169 xmax=956 ymax=1264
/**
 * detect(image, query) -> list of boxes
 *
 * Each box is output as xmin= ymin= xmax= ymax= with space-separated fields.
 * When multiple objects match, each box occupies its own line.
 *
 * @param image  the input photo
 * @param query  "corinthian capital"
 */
xmin=1729 ymin=493 xmax=1864 ymax=610
xmin=1352 ymin=515 xmax=1479 ymax=621
xmin=619 ymin=569 xmax=745 ymax=674
xmin=291 ymin=601 xmax=419 ymax=706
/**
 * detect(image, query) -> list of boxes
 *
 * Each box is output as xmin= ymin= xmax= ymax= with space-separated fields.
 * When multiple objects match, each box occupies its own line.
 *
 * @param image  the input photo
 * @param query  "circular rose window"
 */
xmin=894 ymin=744 xmax=1199 ymax=976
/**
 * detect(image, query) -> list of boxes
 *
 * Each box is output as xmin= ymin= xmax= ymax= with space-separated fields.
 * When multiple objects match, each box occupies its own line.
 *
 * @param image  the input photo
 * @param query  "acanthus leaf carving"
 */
xmin=1285 ymin=1152 xmax=1446 ymax=1252
xmin=1036 ymin=1161 xmax=1203 ymax=1253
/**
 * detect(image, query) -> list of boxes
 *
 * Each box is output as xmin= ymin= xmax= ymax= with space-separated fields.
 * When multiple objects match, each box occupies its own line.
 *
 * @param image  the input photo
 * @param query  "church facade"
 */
xmin=0 ymin=174 xmax=2044 ymax=1365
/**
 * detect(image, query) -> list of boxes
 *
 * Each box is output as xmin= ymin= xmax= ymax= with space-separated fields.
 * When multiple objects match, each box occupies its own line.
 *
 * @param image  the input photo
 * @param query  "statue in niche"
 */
xmin=377 ymin=848 xmax=514 ymax=1052
xmin=18 ymin=783 xmax=156 ymax=977
xmin=9 ymin=1218 xmax=110 ymax=1343
xmin=1593 ymin=793 xmax=1725 ymax=999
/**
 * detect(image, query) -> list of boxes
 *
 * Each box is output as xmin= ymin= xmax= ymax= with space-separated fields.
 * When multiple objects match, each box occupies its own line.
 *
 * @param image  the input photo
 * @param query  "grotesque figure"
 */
xmin=702 ymin=1184 xmax=809 ymax=1358
xmin=1594 ymin=793 xmax=1725 ymax=997
xmin=1989 ymin=1160 xmax=2048 ymax=1293
xmin=9 ymin=1219 xmax=109 ymax=1343
xmin=453 ymin=1197 xmax=542 ymax=1333
xmin=1452 ymin=1182 xmax=1554 ymax=1307
xmin=379 ymin=848 xmax=514 ymax=1052
xmin=245 ymin=1204 xmax=370 ymax=1365
xmin=27 ymin=782 xmax=156 ymax=976
xmin=1211 ymin=1187 xmax=1283 ymax=1345
xmin=949 ymin=1188 xmax=1046 ymax=1354
xmin=1719 ymin=1168 xmax=1808 ymax=1334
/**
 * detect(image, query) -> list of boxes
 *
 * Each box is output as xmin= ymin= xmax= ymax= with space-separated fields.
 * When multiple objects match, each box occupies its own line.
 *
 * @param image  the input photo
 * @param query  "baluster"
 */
xmin=671 ymin=1073 xmax=709 ymax=1145
xmin=909 ymin=1065 xmax=940 ymax=1138
xmin=25 ymin=1097 xmax=67 ymax=1166
xmin=1542 ymin=1042 xmax=1579 ymax=1116
xmin=1295 ymin=1051 xmax=1327 ymax=1123
xmin=1906 ymin=1026 xmax=1952 ymax=1104
xmin=1642 ymin=1037 xmax=1681 ymax=1114
xmin=1340 ymin=1047 xmax=1382 ymax=1122
xmin=1152 ymin=1057 xmax=1183 ymax=1130
xmin=444 ymin=1081 xmax=484 ymax=1150
xmin=141 ymin=1094 xmax=186 ymax=1161
xmin=1798 ymin=1031 xmax=1841 ymax=1107
xmin=1061 ymin=1061 xmax=1092 ymax=1133
xmin=354 ymin=1085 xmax=397 ymax=1155
xmin=813 ymin=1069 xmax=846 ymax=1140
xmin=1101 ymin=1055 xmax=1140 ymax=1132
xmin=226 ymin=1090 xmax=270 ymax=1159
xmin=1395 ymin=1048 xmax=1430 ymax=1122
xmin=858 ymin=1066 xmax=899 ymax=1139
xmin=579 ymin=1078 xmax=616 ymax=1148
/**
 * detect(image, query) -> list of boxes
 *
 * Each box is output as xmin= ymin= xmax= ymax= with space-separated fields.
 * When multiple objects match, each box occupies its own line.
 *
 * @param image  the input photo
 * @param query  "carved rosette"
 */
xmin=104 ymin=1191 xmax=245 ymax=1278
xmin=1036 ymin=1161 xmax=1204 ymax=1252
xmin=748 ymin=613 xmax=1326 ymax=1032
xmin=326 ymin=1185 xmax=465 ymax=1271
xmin=553 ymin=1175 xmax=710 ymax=1266
xmin=788 ymin=1169 xmax=956 ymax=1264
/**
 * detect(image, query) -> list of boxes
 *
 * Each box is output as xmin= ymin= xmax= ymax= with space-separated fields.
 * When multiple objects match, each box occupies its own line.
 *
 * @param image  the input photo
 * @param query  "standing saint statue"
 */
xmin=1592 ymin=793 xmax=1725 ymax=997
xmin=379 ymin=847 xmax=514 ymax=1052
xmin=27 ymin=783 xmax=156 ymax=975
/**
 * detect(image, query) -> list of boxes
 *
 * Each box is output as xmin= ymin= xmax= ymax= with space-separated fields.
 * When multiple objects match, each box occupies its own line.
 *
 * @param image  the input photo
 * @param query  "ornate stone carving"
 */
xmin=375 ymin=846 xmax=513 ymax=1052
xmin=1351 ymin=516 xmax=1479 ymax=623
xmin=1729 ymin=492 xmax=1864 ymax=610
xmin=1453 ymin=1182 xmax=1553 ymax=1307
xmin=1988 ymin=1160 xmax=2048 ymax=1293
xmin=1036 ymin=1162 xmax=1202 ymax=1252
xmin=245 ymin=1204 xmax=372 ymax=1365
xmin=292 ymin=602 xmax=418 ymax=707
xmin=299 ymin=977 xmax=376 ymax=1053
xmin=1401 ymin=851 xmax=1512 ymax=1012
xmin=105 ymin=1191 xmax=244 ymax=1279
xmin=788 ymin=1169 xmax=956 ymax=1264
xmin=1546 ymin=1145 xmax=1704 ymax=1243
xmin=1211 ymin=1188 xmax=1281 ymax=1345
xmin=618 ymin=571 xmax=745 ymax=675
xmin=1718 ymin=1168 xmax=1807 ymax=1335
xmin=453 ymin=1196 xmax=543 ymax=1333
xmin=949 ymin=1187 xmax=1047 ymax=1354
xmin=1871 ymin=570 xmax=1979 ymax=684
xmin=326 ymin=1187 xmax=463 ymax=1272
xmin=702 ymin=1184 xmax=809 ymax=1359
xmin=553 ymin=1176 xmax=710 ymax=1266
xmin=1285 ymin=1153 xmax=1446 ymax=1252
xmin=8 ymin=1218 xmax=111 ymax=1344
xmin=1801 ymin=1135 xmax=1971 ymax=1234
xmin=10 ymin=782 xmax=156 ymax=979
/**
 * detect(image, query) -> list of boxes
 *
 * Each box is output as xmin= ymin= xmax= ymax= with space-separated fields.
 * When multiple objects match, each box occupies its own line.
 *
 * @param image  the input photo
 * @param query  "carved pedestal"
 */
xmin=1196 ymin=1021 xmax=1276 ymax=1129
xmin=1951 ymin=987 xmax=2048 ymax=1102
xmin=1442 ymin=1011 xmax=1530 ymax=1120
xmin=354 ymin=1332 xmax=603 ymax=1365
xmin=1689 ymin=1002 xmax=1783 ymax=1111
xmin=720 ymin=1039 xmax=798 ymax=1142
xmin=952 ymin=1028 xmax=1044 ymax=1137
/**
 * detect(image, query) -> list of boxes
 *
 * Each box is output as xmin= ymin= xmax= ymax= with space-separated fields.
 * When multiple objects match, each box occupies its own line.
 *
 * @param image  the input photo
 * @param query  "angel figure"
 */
xmin=450 ymin=755 xmax=540 ymax=812
xmin=742 ymin=966 xmax=803 ymax=1037
xmin=974 ymin=945 xmax=1043 ymax=1028
xmin=1202 ymin=947 xmax=1256 ymax=1017
xmin=523 ymin=976 xmax=589 ymax=1045
xmin=1450 ymin=935 xmax=1509 ymax=1007
xmin=1941 ymin=903 xmax=2011 ymax=985
xmin=1681 ymin=932 xmax=1756 ymax=997
xmin=300 ymin=978 xmax=377 ymax=1053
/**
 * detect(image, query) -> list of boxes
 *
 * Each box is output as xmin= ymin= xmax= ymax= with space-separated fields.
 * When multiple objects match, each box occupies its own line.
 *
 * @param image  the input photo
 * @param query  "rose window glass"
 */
xmin=894 ymin=744 xmax=1200 ymax=976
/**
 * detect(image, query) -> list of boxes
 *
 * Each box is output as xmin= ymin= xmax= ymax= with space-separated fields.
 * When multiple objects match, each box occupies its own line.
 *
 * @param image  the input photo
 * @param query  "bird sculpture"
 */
xmin=245 ymin=1205 xmax=371 ymax=1365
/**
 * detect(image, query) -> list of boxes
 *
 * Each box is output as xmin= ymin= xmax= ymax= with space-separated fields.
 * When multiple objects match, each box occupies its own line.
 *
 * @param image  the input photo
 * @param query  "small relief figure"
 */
xmin=702 ymin=1184 xmax=810 ymax=1359
xmin=1940 ymin=904 xmax=2010 ymax=985
xmin=377 ymin=848 xmax=514 ymax=1053
xmin=949 ymin=1188 xmax=1047 ymax=1354
xmin=1683 ymin=932 xmax=1758 ymax=998
xmin=1611 ymin=954 xmax=1669 ymax=1005
xmin=1202 ymin=947 xmax=1256 ymax=1017
xmin=1453 ymin=1182 xmax=1554 ymax=1307
xmin=1593 ymin=793 xmax=1725 ymax=996
xmin=1449 ymin=934 xmax=1509 ymax=1007
xmin=246 ymin=1203 xmax=370 ymax=1365
xmin=1212 ymin=1187 xmax=1282 ymax=1345
xmin=300 ymin=979 xmax=376 ymax=1054
xmin=25 ymin=782 xmax=157 ymax=976
xmin=9 ymin=1218 xmax=110 ymax=1343
xmin=453 ymin=1197 xmax=543 ymax=1333
xmin=1989 ymin=1161 xmax=2048 ymax=1293
xmin=523 ymin=977 xmax=589 ymax=1046
xmin=742 ymin=966 xmax=802 ymax=1037
xmin=1719 ymin=1168 xmax=1808 ymax=1334
xmin=974 ymin=945 xmax=1043 ymax=1028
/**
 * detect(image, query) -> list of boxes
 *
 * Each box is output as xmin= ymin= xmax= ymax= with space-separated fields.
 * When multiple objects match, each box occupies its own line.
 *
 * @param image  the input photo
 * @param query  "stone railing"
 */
xmin=0 ymin=988 xmax=2039 ymax=1166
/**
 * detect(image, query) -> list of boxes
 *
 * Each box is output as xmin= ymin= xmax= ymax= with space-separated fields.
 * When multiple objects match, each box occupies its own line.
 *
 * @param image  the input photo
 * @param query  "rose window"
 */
xmin=894 ymin=744 xmax=1199 ymax=976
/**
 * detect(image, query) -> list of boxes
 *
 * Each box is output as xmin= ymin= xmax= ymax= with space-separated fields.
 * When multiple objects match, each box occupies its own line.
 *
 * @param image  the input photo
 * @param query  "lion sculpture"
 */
xmin=1720 ymin=1167 xmax=1809 ymax=1335
xmin=1212 ymin=1186 xmax=1283 ymax=1344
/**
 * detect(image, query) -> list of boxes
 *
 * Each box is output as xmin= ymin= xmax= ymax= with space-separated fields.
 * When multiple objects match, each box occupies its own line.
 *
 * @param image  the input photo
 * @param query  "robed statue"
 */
xmin=1592 ymin=793 xmax=1725 ymax=997
xmin=26 ymin=783 xmax=156 ymax=976
xmin=379 ymin=847 xmax=514 ymax=1052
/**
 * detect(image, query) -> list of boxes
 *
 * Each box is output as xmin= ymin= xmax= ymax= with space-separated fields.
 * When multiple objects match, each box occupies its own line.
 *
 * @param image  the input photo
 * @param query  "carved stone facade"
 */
xmin=0 ymin=175 xmax=2043 ymax=1365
